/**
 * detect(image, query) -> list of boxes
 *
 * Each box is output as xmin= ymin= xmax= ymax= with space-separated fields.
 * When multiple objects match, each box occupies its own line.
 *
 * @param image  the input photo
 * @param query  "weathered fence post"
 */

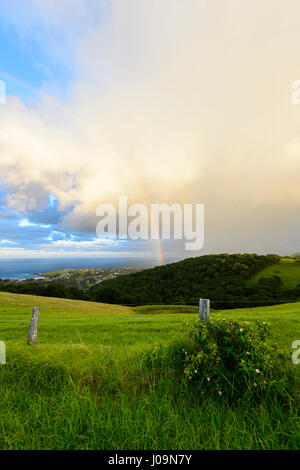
xmin=27 ymin=307 xmax=40 ymax=345
xmin=0 ymin=341 xmax=6 ymax=365
xmin=199 ymin=298 xmax=210 ymax=323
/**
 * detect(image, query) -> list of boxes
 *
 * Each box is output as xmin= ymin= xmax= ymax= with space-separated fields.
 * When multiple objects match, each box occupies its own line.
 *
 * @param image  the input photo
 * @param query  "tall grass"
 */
xmin=0 ymin=293 xmax=300 ymax=449
xmin=0 ymin=337 xmax=299 ymax=450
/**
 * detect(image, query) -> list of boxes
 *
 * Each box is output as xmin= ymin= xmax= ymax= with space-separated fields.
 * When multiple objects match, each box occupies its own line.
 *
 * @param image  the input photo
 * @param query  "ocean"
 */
xmin=0 ymin=258 xmax=163 ymax=280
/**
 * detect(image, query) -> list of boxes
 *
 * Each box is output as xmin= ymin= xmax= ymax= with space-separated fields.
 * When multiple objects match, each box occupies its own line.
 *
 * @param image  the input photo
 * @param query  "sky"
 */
xmin=1 ymin=0 xmax=300 ymax=261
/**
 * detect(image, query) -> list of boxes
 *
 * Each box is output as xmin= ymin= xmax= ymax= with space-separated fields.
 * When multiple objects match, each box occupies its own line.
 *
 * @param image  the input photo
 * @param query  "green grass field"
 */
xmin=0 ymin=291 xmax=300 ymax=450
xmin=248 ymin=258 xmax=300 ymax=289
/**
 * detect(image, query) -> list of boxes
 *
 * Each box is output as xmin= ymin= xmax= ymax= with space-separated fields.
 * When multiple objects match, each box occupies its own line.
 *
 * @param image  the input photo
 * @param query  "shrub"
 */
xmin=183 ymin=317 xmax=290 ymax=401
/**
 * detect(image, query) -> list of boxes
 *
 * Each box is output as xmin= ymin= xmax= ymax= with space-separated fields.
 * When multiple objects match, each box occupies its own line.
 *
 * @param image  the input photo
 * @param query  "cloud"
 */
xmin=0 ymin=246 xmax=152 ymax=259
xmin=19 ymin=218 xmax=50 ymax=228
xmin=45 ymin=237 xmax=121 ymax=249
xmin=1 ymin=1 xmax=300 ymax=255
xmin=0 ymin=239 xmax=16 ymax=245
xmin=47 ymin=230 xmax=66 ymax=241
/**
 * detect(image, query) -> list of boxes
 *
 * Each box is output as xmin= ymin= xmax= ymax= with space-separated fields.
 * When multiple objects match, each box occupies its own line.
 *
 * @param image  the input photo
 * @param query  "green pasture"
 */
xmin=0 ymin=292 xmax=300 ymax=450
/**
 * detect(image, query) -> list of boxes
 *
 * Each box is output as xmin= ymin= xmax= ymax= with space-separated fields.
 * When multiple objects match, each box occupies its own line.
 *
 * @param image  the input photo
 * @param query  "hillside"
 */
xmin=0 ymin=291 xmax=131 ymax=317
xmin=0 ymin=290 xmax=299 ymax=356
xmin=89 ymin=253 xmax=281 ymax=307
xmin=247 ymin=257 xmax=300 ymax=290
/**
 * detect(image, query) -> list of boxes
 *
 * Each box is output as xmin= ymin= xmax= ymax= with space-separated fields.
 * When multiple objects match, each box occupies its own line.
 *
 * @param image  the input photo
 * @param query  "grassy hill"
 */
xmin=0 ymin=291 xmax=131 ymax=317
xmin=89 ymin=253 xmax=280 ymax=307
xmin=248 ymin=257 xmax=300 ymax=289
xmin=0 ymin=292 xmax=195 ymax=356
xmin=1 ymin=291 xmax=299 ymax=354
xmin=0 ymin=292 xmax=300 ymax=449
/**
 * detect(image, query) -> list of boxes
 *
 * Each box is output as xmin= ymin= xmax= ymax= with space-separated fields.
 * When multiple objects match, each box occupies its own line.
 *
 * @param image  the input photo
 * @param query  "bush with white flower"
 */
xmin=183 ymin=317 xmax=289 ymax=400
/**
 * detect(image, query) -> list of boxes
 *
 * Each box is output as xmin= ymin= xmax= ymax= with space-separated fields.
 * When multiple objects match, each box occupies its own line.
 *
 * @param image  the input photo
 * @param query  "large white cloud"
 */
xmin=1 ymin=0 xmax=300 ymax=254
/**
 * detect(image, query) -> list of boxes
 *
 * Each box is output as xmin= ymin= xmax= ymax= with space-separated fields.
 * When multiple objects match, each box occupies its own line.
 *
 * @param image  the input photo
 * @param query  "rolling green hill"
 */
xmin=0 ymin=291 xmax=131 ymax=318
xmin=1 ymin=290 xmax=299 ymax=355
xmin=0 ymin=292 xmax=300 ymax=449
xmin=0 ymin=291 xmax=299 ymax=354
xmin=89 ymin=253 xmax=280 ymax=307
xmin=247 ymin=257 xmax=300 ymax=289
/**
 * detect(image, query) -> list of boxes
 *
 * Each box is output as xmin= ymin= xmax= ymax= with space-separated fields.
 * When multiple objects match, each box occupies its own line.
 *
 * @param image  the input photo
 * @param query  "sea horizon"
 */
xmin=0 ymin=257 xmax=172 ymax=281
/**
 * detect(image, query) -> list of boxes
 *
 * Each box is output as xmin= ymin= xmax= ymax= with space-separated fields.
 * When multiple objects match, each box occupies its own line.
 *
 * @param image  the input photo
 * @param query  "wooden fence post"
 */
xmin=199 ymin=298 xmax=210 ymax=324
xmin=0 ymin=341 xmax=6 ymax=365
xmin=27 ymin=307 xmax=40 ymax=345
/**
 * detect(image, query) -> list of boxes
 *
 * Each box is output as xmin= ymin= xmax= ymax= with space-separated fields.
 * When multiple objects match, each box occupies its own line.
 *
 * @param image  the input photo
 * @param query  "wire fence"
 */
xmin=0 ymin=298 xmax=299 ymax=326
xmin=0 ymin=299 xmax=299 ymax=326
xmin=120 ymin=299 xmax=300 ymax=306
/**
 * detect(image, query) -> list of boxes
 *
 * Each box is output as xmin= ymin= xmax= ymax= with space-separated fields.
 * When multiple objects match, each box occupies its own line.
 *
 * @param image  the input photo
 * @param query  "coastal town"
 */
xmin=20 ymin=267 xmax=143 ymax=290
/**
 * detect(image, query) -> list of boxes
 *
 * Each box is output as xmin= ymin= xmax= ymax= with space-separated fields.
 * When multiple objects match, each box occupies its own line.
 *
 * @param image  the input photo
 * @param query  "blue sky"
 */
xmin=0 ymin=12 xmax=73 ymax=102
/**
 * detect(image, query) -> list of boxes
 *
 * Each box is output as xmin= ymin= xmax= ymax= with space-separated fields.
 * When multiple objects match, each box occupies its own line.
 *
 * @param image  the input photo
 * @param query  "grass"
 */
xmin=0 ymin=292 xmax=300 ymax=449
xmin=247 ymin=258 xmax=300 ymax=290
